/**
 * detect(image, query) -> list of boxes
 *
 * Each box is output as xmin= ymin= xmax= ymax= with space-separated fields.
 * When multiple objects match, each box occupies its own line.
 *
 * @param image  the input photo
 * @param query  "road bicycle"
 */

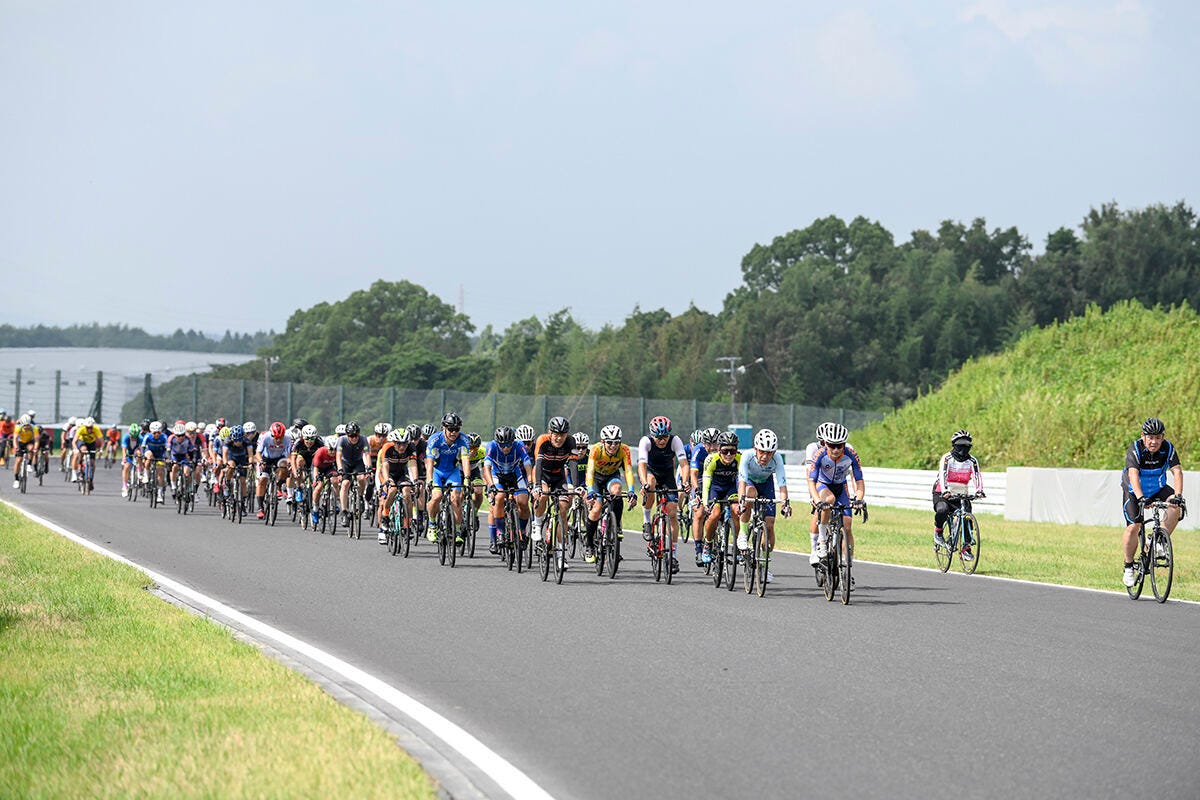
xmin=432 ymin=483 xmax=468 ymax=567
xmin=343 ymin=471 xmax=366 ymax=540
xmin=145 ymin=458 xmax=167 ymax=509
xmin=591 ymin=491 xmax=628 ymax=580
xmin=223 ymin=465 xmax=249 ymax=524
xmin=292 ymin=469 xmax=313 ymax=529
xmin=741 ymin=497 xmax=781 ymax=598
xmin=815 ymin=501 xmax=867 ymax=605
xmin=385 ymin=486 xmax=413 ymax=558
xmin=491 ymin=489 xmax=526 ymax=573
xmin=566 ymin=492 xmax=589 ymax=560
xmin=644 ymin=487 xmax=679 ymax=584
xmin=706 ymin=498 xmax=738 ymax=590
xmin=935 ymin=490 xmax=982 ymax=574
xmin=260 ymin=468 xmax=282 ymax=526
xmin=1127 ymin=499 xmax=1182 ymax=603
xmin=78 ymin=448 xmax=97 ymax=496
xmin=173 ymin=464 xmax=196 ymax=514
xmin=537 ymin=489 xmax=574 ymax=584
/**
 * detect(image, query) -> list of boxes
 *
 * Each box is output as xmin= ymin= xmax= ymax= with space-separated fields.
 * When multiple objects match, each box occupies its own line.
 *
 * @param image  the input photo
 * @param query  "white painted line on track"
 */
xmin=3 ymin=499 xmax=556 ymax=800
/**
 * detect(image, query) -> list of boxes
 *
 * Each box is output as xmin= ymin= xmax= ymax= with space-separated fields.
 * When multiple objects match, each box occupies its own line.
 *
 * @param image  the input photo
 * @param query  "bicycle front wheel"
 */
xmin=743 ymin=528 xmax=757 ymax=595
xmin=756 ymin=531 xmax=770 ymax=598
xmin=840 ymin=543 xmax=852 ymax=605
xmin=961 ymin=514 xmax=980 ymax=574
xmin=1151 ymin=530 xmax=1173 ymax=603
xmin=652 ymin=516 xmax=665 ymax=583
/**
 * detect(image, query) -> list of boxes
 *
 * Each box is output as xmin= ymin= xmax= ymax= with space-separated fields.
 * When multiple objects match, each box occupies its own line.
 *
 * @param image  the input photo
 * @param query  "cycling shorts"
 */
xmin=493 ymin=470 xmax=529 ymax=496
xmin=814 ymin=481 xmax=849 ymax=518
xmin=170 ymin=452 xmax=195 ymax=465
xmin=538 ymin=473 xmax=571 ymax=494
xmin=591 ymin=473 xmax=627 ymax=495
xmin=706 ymin=480 xmax=738 ymax=505
xmin=1123 ymin=485 xmax=1175 ymax=525
xmin=258 ymin=456 xmax=284 ymax=477
xmin=646 ymin=468 xmax=679 ymax=504
xmin=342 ymin=462 xmax=367 ymax=476
xmin=431 ymin=466 xmax=464 ymax=489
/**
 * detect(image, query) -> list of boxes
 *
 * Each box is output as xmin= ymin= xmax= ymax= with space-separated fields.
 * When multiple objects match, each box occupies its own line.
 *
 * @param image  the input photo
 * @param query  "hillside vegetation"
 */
xmin=852 ymin=301 xmax=1200 ymax=469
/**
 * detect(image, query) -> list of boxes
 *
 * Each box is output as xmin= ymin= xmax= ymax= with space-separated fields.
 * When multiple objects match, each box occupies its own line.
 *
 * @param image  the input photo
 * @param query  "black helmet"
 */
xmin=442 ymin=412 xmax=462 ymax=430
xmin=717 ymin=431 xmax=739 ymax=448
xmin=548 ymin=415 xmax=570 ymax=434
xmin=467 ymin=432 xmax=482 ymax=449
xmin=494 ymin=425 xmax=515 ymax=445
xmin=406 ymin=424 xmax=421 ymax=441
xmin=345 ymin=421 xmax=361 ymax=436
xmin=1142 ymin=417 xmax=1165 ymax=436
xmin=292 ymin=417 xmax=308 ymax=429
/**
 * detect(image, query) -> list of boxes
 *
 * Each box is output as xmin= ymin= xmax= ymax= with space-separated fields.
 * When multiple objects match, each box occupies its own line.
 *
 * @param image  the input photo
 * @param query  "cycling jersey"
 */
xmin=377 ymin=441 xmax=418 ymax=483
xmin=292 ymin=438 xmax=321 ymax=467
xmin=804 ymin=440 xmax=857 ymax=466
xmin=366 ymin=434 xmax=387 ymax=466
xmin=1123 ymin=439 xmax=1181 ymax=496
xmin=167 ymin=433 xmax=197 ymax=462
xmin=258 ymin=432 xmax=293 ymax=461
xmin=533 ymin=433 xmax=577 ymax=486
xmin=0 ymin=419 xmax=13 ymax=438
xmin=74 ymin=425 xmax=103 ymax=446
xmin=426 ymin=431 xmax=468 ymax=473
xmin=15 ymin=425 xmax=39 ymax=445
xmin=121 ymin=432 xmax=141 ymax=456
xmin=585 ymin=442 xmax=634 ymax=487
xmin=689 ymin=444 xmax=709 ymax=475
xmin=223 ymin=440 xmax=251 ymax=465
xmin=807 ymin=448 xmax=860 ymax=487
xmin=106 ymin=427 xmax=121 ymax=443
xmin=484 ymin=440 xmax=532 ymax=477
xmin=312 ymin=446 xmax=337 ymax=474
xmin=637 ymin=434 xmax=687 ymax=476
xmin=702 ymin=451 xmax=741 ymax=500
xmin=742 ymin=450 xmax=789 ymax=487
xmin=336 ymin=434 xmax=368 ymax=472
xmin=933 ymin=451 xmax=983 ymax=494
xmin=142 ymin=432 xmax=169 ymax=459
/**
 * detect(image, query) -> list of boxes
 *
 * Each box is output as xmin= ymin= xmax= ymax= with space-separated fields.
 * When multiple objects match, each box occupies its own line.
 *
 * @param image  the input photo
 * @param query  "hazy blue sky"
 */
xmin=3 ymin=1 xmax=1196 ymax=337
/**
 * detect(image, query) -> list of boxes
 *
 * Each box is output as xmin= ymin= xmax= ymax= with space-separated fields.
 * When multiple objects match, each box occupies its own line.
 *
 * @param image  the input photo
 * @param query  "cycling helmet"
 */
xmin=600 ymin=424 xmax=622 ymax=442
xmin=323 ymin=435 xmax=338 ymax=450
xmin=26 ymin=409 xmax=35 ymax=421
xmin=515 ymin=424 xmax=535 ymax=442
xmin=219 ymin=426 xmax=231 ymax=439
xmin=823 ymin=424 xmax=848 ymax=445
xmin=301 ymin=424 xmax=318 ymax=440
xmin=406 ymin=424 xmax=421 ymax=441
xmin=149 ymin=421 xmax=164 ymax=433
xmin=494 ymin=425 xmax=516 ymax=445
xmin=648 ymin=416 xmax=672 ymax=437
xmin=335 ymin=424 xmax=347 ymax=436
xmin=128 ymin=422 xmax=141 ymax=438
xmin=17 ymin=414 xmax=29 ymax=425
xmin=269 ymin=421 xmax=286 ymax=439
xmin=374 ymin=422 xmax=388 ymax=436
xmin=421 ymin=423 xmax=436 ymax=438
xmin=67 ymin=416 xmax=77 ymax=426
xmin=292 ymin=417 xmax=308 ymax=429
xmin=753 ymin=428 xmax=779 ymax=451
xmin=387 ymin=428 xmax=407 ymax=444
xmin=548 ymin=415 xmax=570 ymax=434
xmin=702 ymin=427 xmax=720 ymax=445
xmin=185 ymin=421 xmax=198 ymax=433
xmin=690 ymin=430 xmax=702 ymax=445
xmin=574 ymin=432 xmax=590 ymax=447
xmin=85 ymin=416 xmax=96 ymax=427
xmin=215 ymin=417 xmax=226 ymax=428
xmin=717 ymin=431 xmax=739 ymax=449
xmin=173 ymin=422 xmax=186 ymax=436
xmin=441 ymin=412 xmax=462 ymax=429
xmin=1142 ymin=417 xmax=1165 ymax=436
xmin=205 ymin=424 xmax=217 ymax=436
xmin=230 ymin=425 xmax=245 ymax=442
xmin=345 ymin=421 xmax=361 ymax=436
xmin=467 ymin=431 xmax=482 ymax=449
xmin=951 ymin=429 xmax=973 ymax=446
xmin=243 ymin=421 xmax=257 ymax=434
xmin=815 ymin=422 xmax=834 ymax=442
xmin=0 ymin=408 xmax=6 ymax=418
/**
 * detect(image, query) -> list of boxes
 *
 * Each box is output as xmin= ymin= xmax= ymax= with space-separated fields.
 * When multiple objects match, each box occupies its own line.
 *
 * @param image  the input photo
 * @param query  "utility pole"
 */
xmin=715 ymin=357 xmax=740 ymax=424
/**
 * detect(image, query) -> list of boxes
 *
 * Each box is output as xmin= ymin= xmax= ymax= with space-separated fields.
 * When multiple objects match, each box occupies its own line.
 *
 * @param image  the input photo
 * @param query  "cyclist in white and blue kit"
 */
xmin=737 ymin=428 xmax=792 ymax=583
xmin=806 ymin=423 xmax=864 ymax=560
xmin=1122 ymin=417 xmax=1185 ymax=588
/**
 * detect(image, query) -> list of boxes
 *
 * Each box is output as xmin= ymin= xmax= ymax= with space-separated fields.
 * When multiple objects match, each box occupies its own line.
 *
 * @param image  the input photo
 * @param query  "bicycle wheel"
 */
xmin=935 ymin=517 xmax=954 ymax=573
xmin=712 ymin=526 xmax=726 ymax=588
xmin=594 ymin=513 xmax=607 ymax=576
xmin=960 ymin=514 xmax=980 ymax=574
xmin=651 ymin=516 xmax=665 ymax=583
xmin=606 ymin=510 xmax=620 ymax=579
xmin=756 ymin=531 xmax=769 ymax=598
xmin=823 ymin=535 xmax=838 ymax=602
xmin=465 ymin=504 xmax=477 ymax=558
xmin=723 ymin=523 xmax=738 ymax=591
xmin=539 ymin=519 xmax=552 ymax=582
xmin=554 ymin=515 xmax=567 ymax=585
xmin=1151 ymin=530 xmax=1173 ymax=603
xmin=840 ymin=541 xmax=853 ymax=605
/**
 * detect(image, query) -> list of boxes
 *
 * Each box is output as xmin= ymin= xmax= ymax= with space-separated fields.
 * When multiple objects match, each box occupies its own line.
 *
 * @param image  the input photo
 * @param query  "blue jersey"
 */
xmin=223 ymin=439 xmax=251 ymax=463
xmin=741 ymin=450 xmax=789 ymax=487
xmin=689 ymin=444 xmax=709 ymax=474
xmin=121 ymin=432 xmax=141 ymax=455
xmin=808 ymin=448 xmax=863 ymax=487
xmin=142 ymin=432 xmax=168 ymax=458
xmin=426 ymin=431 xmax=468 ymax=472
xmin=1123 ymin=439 xmax=1181 ymax=495
xmin=484 ymin=440 xmax=532 ymax=476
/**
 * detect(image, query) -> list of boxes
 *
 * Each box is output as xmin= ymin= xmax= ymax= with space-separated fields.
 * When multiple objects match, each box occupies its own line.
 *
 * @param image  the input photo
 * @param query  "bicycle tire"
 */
xmin=756 ymin=529 xmax=769 ymax=598
xmin=823 ymin=537 xmax=837 ymax=602
xmin=595 ymin=512 xmax=607 ymax=576
xmin=743 ymin=523 xmax=758 ymax=594
xmin=723 ymin=522 xmax=737 ymax=591
xmin=712 ymin=523 xmax=726 ymax=588
xmin=539 ymin=523 xmax=551 ymax=582
xmin=961 ymin=514 xmax=980 ymax=574
xmin=840 ymin=540 xmax=852 ymax=605
xmin=935 ymin=516 xmax=954 ymax=573
xmin=652 ymin=515 xmax=665 ymax=583
xmin=1151 ymin=529 xmax=1173 ymax=602
xmin=554 ymin=514 xmax=567 ymax=585
xmin=606 ymin=510 xmax=620 ymax=579
xmin=466 ymin=504 xmax=478 ymax=558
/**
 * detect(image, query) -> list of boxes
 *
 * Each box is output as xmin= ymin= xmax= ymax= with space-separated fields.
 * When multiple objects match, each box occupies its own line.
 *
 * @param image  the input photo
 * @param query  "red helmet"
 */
xmin=270 ymin=421 xmax=286 ymax=439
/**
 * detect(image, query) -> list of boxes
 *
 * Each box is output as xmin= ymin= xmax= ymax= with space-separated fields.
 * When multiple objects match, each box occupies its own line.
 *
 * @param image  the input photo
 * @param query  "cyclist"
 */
xmin=141 ymin=421 xmax=170 ymax=502
xmin=375 ymin=427 xmax=420 ymax=544
xmin=700 ymin=431 xmax=744 ymax=560
xmin=1122 ymin=417 xmax=1185 ymax=588
xmin=120 ymin=422 xmax=142 ymax=497
xmin=806 ymin=424 xmax=860 ymax=578
xmin=365 ymin=422 xmax=391 ymax=515
xmin=73 ymin=417 xmax=104 ymax=490
xmin=805 ymin=422 xmax=859 ymax=567
xmin=310 ymin=435 xmax=341 ymax=526
xmin=483 ymin=425 xmax=535 ymax=554
xmin=104 ymin=423 xmax=121 ymax=462
xmin=222 ymin=425 xmax=254 ymax=510
xmin=425 ymin=412 xmax=473 ymax=544
xmin=0 ymin=409 xmax=13 ymax=467
xmin=256 ymin=421 xmax=293 ymax=519
xmin=60 ymin=416 xmax=77 ymax=473
xmin=637 ymin=415 xmax=690 ymax=574
xmin=290 ymin=424 xmax=321 ymax=506
xmin=687 ymin=427 xmax=720 ymax=566
xmin=406 ymin=423 xmax=429 ymax=525
xmin=571 ymin=432 xmax=590 ymax=488
xmin=530 ymin=416 xmax=581 ymax=563
xmin=738 ymin=428 xmax=793 ymax=582
xmin=933 ymin=430 xmax=985 ymax=558
xmin=11 ymin=418 xmax=40 ymax=489
xmin=165 ymin=422 xmax=196 ymax=498
xmin=584 ymin=424 xmax=637 ymax=563
xmin=464 ymin=432 xmax=487 ymax=533
xmin=516 ymin=424 xmax=537 ymax=458
xmin=336 ymin=421 xmax=370 ymax=527
xmin=37 ymin=422 xmax=54 ymax=474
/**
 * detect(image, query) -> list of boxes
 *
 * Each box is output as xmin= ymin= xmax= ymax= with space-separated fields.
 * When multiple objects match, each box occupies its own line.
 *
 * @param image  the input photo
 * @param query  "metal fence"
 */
xmin=114 ymin=373 xmax=884 ymax=451
xmin=1 ymin=368 xmax=134 ymax=425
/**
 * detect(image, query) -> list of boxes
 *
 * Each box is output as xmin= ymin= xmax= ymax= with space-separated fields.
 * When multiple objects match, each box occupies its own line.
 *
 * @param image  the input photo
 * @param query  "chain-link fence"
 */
xmin=1 ymin=368 xmax=132 ymax=425
xmin=113 ymin=373 xmax=884 ymax=451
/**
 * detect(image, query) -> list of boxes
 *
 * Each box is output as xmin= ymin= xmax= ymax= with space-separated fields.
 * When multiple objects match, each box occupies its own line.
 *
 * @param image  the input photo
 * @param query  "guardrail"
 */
xmin=782 ymin=464 xmax=1006 ymax=514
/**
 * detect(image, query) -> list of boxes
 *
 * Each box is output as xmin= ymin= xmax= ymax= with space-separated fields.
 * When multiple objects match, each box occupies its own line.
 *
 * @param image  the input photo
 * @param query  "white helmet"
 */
xmin=599 ymin=424 xmax=622 ymax=442
xmin=84 ymin=416 xmax=95 ymax=427
xmin=387 ymin=428 xmax=406 ymax=443
xmin=173 ymin=422 xmax=186 ymax=435
xmin=185 ymin=421 xmax=197 ymax=433
xmin=323 ymin=435 xmax=338 ymax=450
xmin=68 ymin=416 xmax=78 ymax=427
xmin=205 ymin=424 xmax=217 ymax=436
xmin=515 ymin=424 xmax=535 ymax=442
xmin=574 ymin=432 xmax=590 ymax=447
xmin=335 ymin=424 xmax=347 ymax=436
xmin=823 ymin=424 xmax=848 ymax=445
xmin=753 ymin=428 xmax=779 ymax=451
xmin=149 ymin=421 xmax=164 ymax=433
xmin=26 ymin=409 xmax=36 ymax=420
xmin=301 ymin=424 xmax=318 ymax=440
xmin=243 ymin=421 xmax=257 ymax=434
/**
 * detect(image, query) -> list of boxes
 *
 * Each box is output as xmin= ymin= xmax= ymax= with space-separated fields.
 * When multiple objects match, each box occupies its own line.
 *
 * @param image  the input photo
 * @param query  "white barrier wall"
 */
xmin=781 ymin=464 xmax=1006 ymax=514
xmin=1005 ymin=467 xmax=1199 ymax=530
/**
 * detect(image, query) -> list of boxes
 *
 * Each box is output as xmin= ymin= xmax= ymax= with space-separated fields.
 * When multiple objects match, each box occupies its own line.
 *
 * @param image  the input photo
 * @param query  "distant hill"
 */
xmin=852 ymin=301 xmax=1198 ymax=469
xmin=0 ymin=323 xmax=273 ymax=354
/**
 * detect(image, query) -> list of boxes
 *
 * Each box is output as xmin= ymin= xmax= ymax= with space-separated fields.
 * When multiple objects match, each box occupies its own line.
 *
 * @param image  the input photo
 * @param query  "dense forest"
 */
xmin=205 ymin=201 xmax=1200 ymax=409
xmin=0 ymin=323 xmax=274 ymax=354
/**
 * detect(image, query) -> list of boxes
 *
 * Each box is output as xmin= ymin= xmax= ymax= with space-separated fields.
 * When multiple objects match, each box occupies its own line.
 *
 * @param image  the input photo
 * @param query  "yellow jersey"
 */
xmin=16 ymin=424 xmax=40 ymax=445
xmin=74 ymin=425 xmax=103 ymax=445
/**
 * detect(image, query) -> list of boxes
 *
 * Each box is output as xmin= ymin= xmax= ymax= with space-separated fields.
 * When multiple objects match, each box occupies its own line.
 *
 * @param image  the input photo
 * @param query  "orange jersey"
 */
xmin=106 ymin=427 xmax=121 ymax=442
xmin=0 ymin=420 xmax=14 ymax=437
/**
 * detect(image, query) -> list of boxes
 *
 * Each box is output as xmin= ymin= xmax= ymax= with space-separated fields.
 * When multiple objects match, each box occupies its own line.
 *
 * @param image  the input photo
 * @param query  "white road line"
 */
xmin=3 ymin=499 xmax=556 ymax=800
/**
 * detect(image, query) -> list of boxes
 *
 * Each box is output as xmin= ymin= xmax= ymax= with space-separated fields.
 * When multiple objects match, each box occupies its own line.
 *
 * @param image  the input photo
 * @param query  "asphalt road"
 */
xmin=6 ymin=471 xmax=1200 ymax=800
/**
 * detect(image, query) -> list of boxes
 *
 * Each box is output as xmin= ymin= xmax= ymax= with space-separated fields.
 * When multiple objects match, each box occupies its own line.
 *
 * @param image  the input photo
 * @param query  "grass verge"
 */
xmin=0 ymin=503 xmax=437 ymax=799
xmin=769 ymin=504 xmax=1198 ymax=601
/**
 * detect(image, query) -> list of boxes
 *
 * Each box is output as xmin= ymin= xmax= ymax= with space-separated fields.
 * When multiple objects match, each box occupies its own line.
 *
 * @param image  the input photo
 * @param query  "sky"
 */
xmin=2 ymin=1 xmax=1197 ymax=338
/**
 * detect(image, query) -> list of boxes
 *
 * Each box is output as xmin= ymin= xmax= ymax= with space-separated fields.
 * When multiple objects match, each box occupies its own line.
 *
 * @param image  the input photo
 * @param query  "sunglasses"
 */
xmin=444 ymin=427 xmax=460 ymax=433
xmin=828 ymin=443 xmax=845 ymax=450
xmin=719 ymin=448 xmax=737 ymax=455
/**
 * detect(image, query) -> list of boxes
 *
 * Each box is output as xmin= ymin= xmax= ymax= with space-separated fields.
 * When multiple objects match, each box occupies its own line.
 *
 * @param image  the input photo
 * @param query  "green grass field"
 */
xmin=769 ymin=504 xmax=1198 ymax=600
xmin=0 ymin=504 xmax=436 ymax=800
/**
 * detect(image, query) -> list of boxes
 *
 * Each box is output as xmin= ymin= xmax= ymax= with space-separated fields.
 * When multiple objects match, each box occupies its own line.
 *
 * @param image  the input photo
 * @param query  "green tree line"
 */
xmin=0 ymin=323 xmax=274 ymax=354
xmin=208 ymin=201 xmax=1198 ymax=410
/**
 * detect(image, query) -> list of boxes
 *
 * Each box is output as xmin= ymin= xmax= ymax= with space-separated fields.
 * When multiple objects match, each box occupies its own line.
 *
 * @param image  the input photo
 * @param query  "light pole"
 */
xmin=264 ymin=356 xmax=279 ymax=426
xmin=716 ymin=356 xmax=766 ymax=425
